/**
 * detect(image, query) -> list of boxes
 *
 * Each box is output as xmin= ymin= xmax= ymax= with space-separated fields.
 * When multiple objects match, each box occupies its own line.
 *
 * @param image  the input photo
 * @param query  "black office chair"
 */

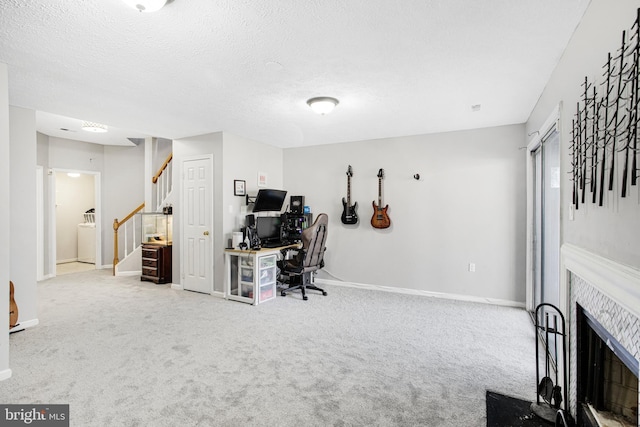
xmin=279 ymin=213 xmax=328 ymax=300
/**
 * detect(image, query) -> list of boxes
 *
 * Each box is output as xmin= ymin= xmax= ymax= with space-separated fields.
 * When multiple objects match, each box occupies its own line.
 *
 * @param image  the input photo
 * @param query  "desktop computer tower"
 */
xmin=280 ymin=213 xmax=303 ymax=242
xmin=280 ymin=212 xmax=313 ymax=243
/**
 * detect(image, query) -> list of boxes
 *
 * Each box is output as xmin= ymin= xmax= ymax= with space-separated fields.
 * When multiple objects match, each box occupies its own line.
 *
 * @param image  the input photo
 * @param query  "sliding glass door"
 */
xmin=532 ymin=128 xmax=560 ymax=311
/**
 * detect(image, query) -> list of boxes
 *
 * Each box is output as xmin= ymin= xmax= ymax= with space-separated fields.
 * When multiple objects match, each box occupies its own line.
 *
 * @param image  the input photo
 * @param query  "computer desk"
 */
xmin=224 ymin=243 xmax=300 ymax=305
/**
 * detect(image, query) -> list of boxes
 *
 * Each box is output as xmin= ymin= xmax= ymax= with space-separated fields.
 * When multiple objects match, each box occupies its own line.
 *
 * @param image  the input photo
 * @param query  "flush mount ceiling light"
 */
xmin=81 ymin=121 xmax=108 ymax=133
xmin=122 ymin=0 xmax=167 ymax=12
xmin=307 ymin=97 xmax=339 ymax=115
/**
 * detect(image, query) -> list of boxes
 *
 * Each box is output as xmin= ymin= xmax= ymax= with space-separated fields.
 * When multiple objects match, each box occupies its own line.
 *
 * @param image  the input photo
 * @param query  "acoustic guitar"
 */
xmin=371 ymin=168 xmax=391 ymax=229
xmin=341 ymin=165 xmax=358 ymax=225
xmin=9 ymin=281 xmax=18 ymax=329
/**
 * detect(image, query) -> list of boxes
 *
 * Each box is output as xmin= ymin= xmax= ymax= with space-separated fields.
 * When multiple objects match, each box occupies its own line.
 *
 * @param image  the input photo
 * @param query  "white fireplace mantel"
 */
xmin=560 ymin=244 xmax=640 ymax=322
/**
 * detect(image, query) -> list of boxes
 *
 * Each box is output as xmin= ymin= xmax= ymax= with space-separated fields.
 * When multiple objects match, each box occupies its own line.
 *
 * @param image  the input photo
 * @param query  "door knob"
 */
xmin=203 ymin=231 xmax=209 ymax=236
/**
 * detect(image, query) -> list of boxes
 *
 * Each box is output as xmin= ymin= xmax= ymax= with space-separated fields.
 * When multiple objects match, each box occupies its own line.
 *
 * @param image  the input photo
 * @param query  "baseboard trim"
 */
xmin=10 ymin=318 xmax=39 ymax=334
xmin=0 ymin=368 xmax=12 ymax=381
xmin=115 ymin=271 xmax=142 ymax=277
xmin=315 ymin=279 xmax=525 ymax=309
xmin=171 ymin=283 xmax=183 ymax=291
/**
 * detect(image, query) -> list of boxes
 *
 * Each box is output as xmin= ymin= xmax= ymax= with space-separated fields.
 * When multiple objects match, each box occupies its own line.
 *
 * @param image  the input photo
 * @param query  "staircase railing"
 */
xmin=153 ymin=152 xmax=173 ymax=211
xmin=113 ymin=202 xmax=145 ymax=275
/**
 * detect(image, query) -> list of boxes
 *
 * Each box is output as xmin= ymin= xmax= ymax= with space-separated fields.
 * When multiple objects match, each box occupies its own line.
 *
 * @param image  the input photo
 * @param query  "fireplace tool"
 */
xmin=531 ymin=303 xmax=569 ymax=424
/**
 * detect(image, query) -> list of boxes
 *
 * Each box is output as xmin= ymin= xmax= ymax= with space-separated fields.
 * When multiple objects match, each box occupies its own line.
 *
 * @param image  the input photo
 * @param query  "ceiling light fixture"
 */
xmin=121 ymin=0 xmax=167 ymax=12
xmin=81 ymin=121 xmax=108 ymax=133
xmin=307 ymin=97 xmax=339 ymax=115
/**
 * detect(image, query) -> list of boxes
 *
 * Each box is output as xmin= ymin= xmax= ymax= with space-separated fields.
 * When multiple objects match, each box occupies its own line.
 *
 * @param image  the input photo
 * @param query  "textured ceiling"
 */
xmin=0 ymin=0 xmax=590 ymax=148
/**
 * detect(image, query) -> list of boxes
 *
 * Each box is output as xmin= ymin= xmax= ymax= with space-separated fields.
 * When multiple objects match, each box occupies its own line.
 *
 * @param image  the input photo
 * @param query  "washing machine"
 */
xmin=77 ymin=223 xmax=96 ymax=264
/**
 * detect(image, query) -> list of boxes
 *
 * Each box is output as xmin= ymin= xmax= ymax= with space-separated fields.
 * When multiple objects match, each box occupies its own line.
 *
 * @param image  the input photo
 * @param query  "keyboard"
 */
xmin=261 ymin=241 xmax=285 ymax=248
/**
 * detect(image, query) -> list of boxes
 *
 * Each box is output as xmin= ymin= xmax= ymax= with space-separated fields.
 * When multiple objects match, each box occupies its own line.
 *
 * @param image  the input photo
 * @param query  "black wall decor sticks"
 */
xmin=570 ymin=8 xmax=640 ymax=209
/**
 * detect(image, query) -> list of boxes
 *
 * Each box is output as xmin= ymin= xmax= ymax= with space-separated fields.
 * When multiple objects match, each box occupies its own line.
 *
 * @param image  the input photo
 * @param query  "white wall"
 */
xmin=153 ymin=138 xmax=173 ymax=172
xmin=0 ymin=63 xmax=11 ymax=379
xmin=222 ymin=132 xmax=284 ymax=243
xmin=103 ymin=143 xmax=145 ymax=266
xmin=55 ymin=172 xmax=94 ymax=263
xmin=526 ymin=0 xmax=640 ymax=269
xmin=284 ymin=124 xmax=526 ymax=303
xmin=48 ymin=136 xmax=104 ymax=172
xmin=9 ymin=106 xmax=38 ymax=328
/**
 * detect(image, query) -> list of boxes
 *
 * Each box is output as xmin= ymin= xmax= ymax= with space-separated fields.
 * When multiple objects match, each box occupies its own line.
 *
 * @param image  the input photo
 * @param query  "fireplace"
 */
xmin=576 ymin=305 xmax=639 ymax=426
xmin=561 ymin=244 xmax=640 ymax=427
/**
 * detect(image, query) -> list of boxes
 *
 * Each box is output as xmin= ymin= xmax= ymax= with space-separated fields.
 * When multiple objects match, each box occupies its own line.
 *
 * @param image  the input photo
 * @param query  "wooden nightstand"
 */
xmin=141 ymin=244 xmax=172 ymax=284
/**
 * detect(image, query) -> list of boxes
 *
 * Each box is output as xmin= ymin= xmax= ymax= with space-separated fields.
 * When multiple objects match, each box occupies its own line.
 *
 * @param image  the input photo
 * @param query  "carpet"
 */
xmin=4 ymin=270 xmax=540 ymax=426
xmin=486 ymin=391 xmax=551 ymax=427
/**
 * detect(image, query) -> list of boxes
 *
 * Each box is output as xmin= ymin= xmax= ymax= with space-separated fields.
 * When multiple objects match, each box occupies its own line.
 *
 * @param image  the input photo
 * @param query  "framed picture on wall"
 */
xmin=234 ymin=180 xmax=246 ymax=196
xmin=257 ymin=171 xmax=268 ymax=187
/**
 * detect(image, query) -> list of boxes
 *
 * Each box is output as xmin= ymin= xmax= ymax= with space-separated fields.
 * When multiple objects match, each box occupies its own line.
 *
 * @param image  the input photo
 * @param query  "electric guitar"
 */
xmin=341 ymin=165 xmax=358 ymax=224
xmin=371 ymin=168 xmax=391 ymax=229
xmin=9 ymin=281 xmax=18 ymax=329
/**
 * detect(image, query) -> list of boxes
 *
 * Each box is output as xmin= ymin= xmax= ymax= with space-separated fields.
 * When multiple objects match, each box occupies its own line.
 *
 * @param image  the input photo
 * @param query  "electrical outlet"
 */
xmin=469 ymin=263 xmax=476 ymax=272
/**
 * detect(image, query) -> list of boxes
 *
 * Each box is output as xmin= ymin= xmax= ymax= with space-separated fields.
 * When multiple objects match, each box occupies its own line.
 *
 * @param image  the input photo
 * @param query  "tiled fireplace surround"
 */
xmin=561 ymin=244 xmax=640 ymax=426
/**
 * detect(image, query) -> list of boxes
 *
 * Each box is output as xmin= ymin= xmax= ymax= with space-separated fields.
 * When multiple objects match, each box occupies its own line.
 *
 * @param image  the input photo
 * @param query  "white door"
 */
xmin=182 ymin=156 xmax=213 ymax=294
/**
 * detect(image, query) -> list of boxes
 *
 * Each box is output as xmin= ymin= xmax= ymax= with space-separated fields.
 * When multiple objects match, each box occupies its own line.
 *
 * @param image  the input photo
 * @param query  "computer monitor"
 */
xmin=252 ymin=189 xmax=287 ymax=212
xmin=256 ymin=216 xmax=282 ymax=242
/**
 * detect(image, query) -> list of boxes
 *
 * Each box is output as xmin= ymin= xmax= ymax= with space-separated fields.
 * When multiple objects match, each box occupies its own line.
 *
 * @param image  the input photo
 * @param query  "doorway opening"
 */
xmin=49 ymin=169 xmax=102 ymax=276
